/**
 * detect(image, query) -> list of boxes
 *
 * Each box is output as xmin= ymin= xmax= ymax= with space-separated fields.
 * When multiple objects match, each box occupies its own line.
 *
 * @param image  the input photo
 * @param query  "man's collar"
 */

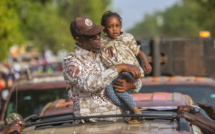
xmin=75 ymin=44 xmax=99 ymax=56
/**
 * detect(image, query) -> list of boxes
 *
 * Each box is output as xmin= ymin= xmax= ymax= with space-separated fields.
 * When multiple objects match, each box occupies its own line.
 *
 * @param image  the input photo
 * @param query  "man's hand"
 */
xmin=0 ymin=120 xmax=25 ymax=134
xmin=115 ymin=64 xmax=141 ymax=79
xmin=177 ymin=105 xmax=194 ymax=114
xmin=178 ymin=111 xmax=197 ymax=123
xmin=178 ymin=111 xmax=215 ymax=133
xmin=198 ymin=102 xmax=215 ymax=120
xmin=113 ymin=74 xmax=135 ymax=93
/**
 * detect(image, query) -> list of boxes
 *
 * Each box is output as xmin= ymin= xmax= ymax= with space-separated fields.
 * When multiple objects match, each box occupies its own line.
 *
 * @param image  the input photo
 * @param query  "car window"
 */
xmin=5 ymin=88 xmax=67 ymax=119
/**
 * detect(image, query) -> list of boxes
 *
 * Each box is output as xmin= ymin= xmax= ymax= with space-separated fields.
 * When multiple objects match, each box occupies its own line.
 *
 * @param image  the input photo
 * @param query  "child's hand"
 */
xmin=143 ymin=62 xmax=152 ymax=74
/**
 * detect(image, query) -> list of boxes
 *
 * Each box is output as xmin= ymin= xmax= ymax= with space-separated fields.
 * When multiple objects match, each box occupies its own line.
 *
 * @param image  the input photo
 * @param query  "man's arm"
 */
xmin=64 ymin=55 xmax=141 ymax=93
xmin=0 ymin=120 xmax=25 ymax=134
xmin=178 ymin=111 xmax=215 ymax=134
xmin=198 ymin=102 xmax=215 ymax=120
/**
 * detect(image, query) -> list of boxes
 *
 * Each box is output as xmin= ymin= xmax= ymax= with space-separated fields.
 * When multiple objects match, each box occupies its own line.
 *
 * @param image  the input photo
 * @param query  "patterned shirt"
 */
xmin=63 ymin=45 xmax=124 ymax=122
xmin=63 ymin=44 xmax=142 ymax=121
xmin=100 ymin=32 xmax=145 ymax=78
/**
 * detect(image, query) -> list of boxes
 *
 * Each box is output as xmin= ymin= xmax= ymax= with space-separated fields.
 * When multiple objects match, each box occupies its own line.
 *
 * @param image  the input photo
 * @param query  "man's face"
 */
xmin=78 ymin=33 xmax=102 ymax=53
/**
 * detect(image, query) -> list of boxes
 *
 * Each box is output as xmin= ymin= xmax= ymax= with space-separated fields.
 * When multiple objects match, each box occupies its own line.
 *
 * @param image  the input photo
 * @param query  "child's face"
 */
xmin=104 ymin=16 xmax=121 ymax=39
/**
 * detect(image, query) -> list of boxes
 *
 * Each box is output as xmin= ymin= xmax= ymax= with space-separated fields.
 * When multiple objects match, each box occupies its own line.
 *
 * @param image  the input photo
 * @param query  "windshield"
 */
xmin=139 ymin=85 xmax=215 ymax=107
xmin=5 ymin=88 xmax=67 ymax=119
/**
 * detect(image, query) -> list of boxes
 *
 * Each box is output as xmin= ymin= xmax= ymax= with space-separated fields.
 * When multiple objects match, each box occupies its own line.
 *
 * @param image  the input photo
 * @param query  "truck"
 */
xmin=138 ymin=36 xmax=215 ymax=78
xmin=137 ymin=36 xmax=215 ymax=117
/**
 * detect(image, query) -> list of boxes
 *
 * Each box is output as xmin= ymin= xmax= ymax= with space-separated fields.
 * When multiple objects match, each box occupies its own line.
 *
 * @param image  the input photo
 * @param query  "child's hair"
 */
xmin=101 ymin=11 xmax=122 ymax=27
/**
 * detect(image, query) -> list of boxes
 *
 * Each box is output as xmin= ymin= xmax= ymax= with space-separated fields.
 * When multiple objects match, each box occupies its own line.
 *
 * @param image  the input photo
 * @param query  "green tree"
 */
xmin=0 ymin=0 xmax=24 ymax=61
xmin=20 ymin=2 xmax=71 ymax=54
xmin=161 ymin=1 xmax=202 ymax=38
xmin=128 ymin=12 xmax=162 ymax=40
xmin=128 ymin=0 xmax=215 ymax=39
xmin=0 ymin=0 xmax=112 ymax=61
xmin=195 ymin=0 xmax=215 ymax=37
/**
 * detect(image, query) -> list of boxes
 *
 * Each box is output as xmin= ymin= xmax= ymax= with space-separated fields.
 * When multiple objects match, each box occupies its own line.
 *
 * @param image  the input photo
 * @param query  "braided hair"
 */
xmin=101 ymin=11 xmax=122 ymax=27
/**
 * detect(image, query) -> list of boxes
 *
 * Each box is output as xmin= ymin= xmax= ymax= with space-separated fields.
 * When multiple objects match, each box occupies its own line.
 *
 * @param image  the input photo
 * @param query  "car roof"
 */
xmin=141 ymin=76 xmax=215 ymax=86
xmin=14 ymin=73 xmax=66 ymax=91
xmin=39 ymin=92 xmax=193 ymax=116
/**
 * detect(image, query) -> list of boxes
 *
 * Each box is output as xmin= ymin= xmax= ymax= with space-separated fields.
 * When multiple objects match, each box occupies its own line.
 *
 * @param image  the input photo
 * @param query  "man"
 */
xmin=0 ymin=120 xmax=25 ymax=134
xmin=63 ymin=16 xmax=142 ymax=122
xmin=0 ymin=113 xmax=25 ymax=134
xmin=178 ymin=102 xmax=215 ymax=134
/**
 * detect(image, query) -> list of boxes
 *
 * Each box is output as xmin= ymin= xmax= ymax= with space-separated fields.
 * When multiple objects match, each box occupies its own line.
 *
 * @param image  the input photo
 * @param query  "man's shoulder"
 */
xmin=65 ymin=52 xmax=76 ymax=58
xmin=63 ymin=50 xmax=78 ymax=61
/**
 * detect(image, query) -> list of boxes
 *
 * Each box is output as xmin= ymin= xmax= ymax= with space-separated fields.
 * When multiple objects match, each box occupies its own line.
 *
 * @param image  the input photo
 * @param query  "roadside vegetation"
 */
xmin=128 ymin=0 xmax=215 ymax=40
xmin=1 ymin=0 xmax=215 ymax=60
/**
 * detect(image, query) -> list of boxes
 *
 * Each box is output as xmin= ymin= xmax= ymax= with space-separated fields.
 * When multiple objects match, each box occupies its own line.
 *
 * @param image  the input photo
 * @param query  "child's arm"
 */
xmin=137 ymin=50 xmax=152 ymax=74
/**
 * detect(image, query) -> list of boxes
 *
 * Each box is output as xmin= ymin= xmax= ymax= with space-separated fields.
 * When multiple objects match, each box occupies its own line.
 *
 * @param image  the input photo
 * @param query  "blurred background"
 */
xmin=0 ymin=0 xmax=215 ymax=124
xmin=0 ymin=0 xmax=215 ymax=79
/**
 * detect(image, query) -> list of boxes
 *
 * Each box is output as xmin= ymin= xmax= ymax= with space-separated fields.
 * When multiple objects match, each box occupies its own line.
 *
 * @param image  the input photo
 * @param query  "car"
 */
xmin=0 ymin=72 xmax=210 ymax=133
xmin=0 ymin=72 xmax=68 ymax=122
xmin=139 ymin=76 xmax=215 ymax=117
xmin=39 ymin=92 xmax=194 ymax=116
xmin=21 ymin=92 xmax=202 ymax=134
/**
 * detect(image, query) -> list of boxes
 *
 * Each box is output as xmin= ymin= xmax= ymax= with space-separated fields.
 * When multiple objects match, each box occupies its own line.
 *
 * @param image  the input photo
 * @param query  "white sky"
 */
xmin=111 ymin=0 xmax=179 ymax=31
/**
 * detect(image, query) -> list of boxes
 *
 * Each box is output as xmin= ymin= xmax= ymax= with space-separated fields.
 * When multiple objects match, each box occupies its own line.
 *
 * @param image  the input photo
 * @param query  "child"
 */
xmin=100 ymin=11 xmax=152 ymax=117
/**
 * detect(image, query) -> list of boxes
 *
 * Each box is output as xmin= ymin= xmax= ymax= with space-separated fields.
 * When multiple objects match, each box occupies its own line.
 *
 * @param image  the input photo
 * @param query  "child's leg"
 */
xmin=105 ymin=80 xmax=130 ymax=111
xmin=115 ymin=90 xmax=137 ymax=112
xmin=115 ymin=72 xmax=141 ymax=114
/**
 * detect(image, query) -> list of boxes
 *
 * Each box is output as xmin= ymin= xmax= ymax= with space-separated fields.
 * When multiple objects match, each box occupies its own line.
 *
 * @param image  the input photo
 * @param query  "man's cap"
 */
xmin=70 ymin=16 xmax=104 ymax=37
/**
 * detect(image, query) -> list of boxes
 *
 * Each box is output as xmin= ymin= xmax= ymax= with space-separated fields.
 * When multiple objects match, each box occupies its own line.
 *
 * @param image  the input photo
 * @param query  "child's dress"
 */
xmin=100 ymin=32 xmax=144 ymax=111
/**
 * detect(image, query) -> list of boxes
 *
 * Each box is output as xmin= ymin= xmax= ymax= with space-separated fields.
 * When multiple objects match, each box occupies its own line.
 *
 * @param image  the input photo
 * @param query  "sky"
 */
xmin=111 ymin=0 xmax=180 ymax=31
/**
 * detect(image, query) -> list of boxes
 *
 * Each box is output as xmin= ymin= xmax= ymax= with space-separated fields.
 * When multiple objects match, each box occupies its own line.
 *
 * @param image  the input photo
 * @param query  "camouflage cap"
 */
xmin=5 ymin=113 xmax=23 ymax=125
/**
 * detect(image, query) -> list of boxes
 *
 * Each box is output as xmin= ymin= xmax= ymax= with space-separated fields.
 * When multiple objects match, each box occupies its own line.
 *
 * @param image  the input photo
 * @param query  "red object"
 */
xmin=0 ymin=83 xmax=3 ymax=91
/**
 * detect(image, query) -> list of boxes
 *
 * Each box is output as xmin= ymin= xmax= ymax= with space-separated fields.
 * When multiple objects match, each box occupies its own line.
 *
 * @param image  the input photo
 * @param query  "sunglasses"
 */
xmin=81 ymin=32 xmax=101 ymax=41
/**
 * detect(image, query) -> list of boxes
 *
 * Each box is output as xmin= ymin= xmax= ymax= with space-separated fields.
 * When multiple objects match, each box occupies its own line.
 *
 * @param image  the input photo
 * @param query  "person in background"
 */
xmin=0 ymin=113 xmax=25 ymax=134
xmin=178 ymin=102 xmax=215 ymax=134
xmin=0 ymin=120 xmax=25 ymax=134
xmin=99 ymin=11 xmax=152 ymax=117
xmin=63 ymin=16 xmax=142 ymax=123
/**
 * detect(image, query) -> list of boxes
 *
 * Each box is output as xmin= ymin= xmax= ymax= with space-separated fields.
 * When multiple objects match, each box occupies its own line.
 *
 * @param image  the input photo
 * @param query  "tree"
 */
xmin=0 ymin=0 xmax=24 ymax=61
xmin=128 ymin=0 xmax=215 ymax=40
xmin=0 ymin=0 xmax=112 ymax=61
xmin=161 ymin=2 xmax=202 ymax=38
xmin=128 ymin=12 xmax=162 ymax=40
